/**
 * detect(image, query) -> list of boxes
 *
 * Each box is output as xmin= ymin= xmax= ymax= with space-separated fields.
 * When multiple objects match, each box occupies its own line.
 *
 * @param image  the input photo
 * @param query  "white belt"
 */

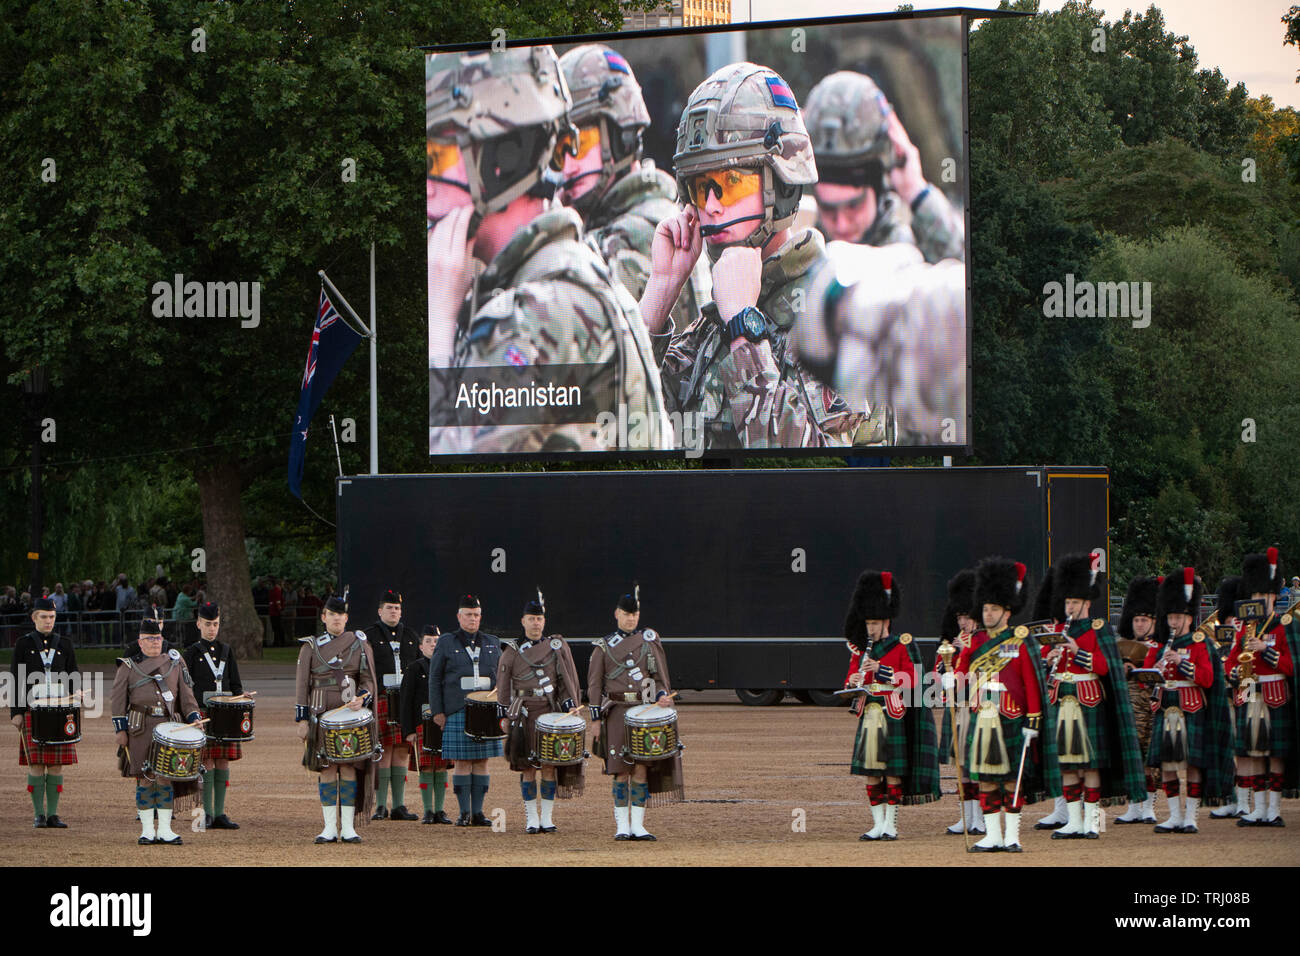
xmin=1164 ymin=680 xmax=1197 ymax=689
xmin=1058 ymin=673 xmax=1098 ymax=683
xmin=979 ymin=682 xmax=1007 ymax=693
xmin=1257 ymin=674 xmax=1284 ymax=684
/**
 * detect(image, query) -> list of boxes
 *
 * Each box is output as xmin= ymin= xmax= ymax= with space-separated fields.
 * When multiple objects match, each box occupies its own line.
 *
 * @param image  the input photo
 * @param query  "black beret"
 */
xmin=138 ymin=618 xmax=163 ymax=637
xmin=379 ymin=589 xmax=403 ymax=606
xmin=458 ymin=594 xmax=481 ymax=609
xmin=423 ymin=625 xmax=441 ymax=637
xmin=33 ymin=597 xmax=56 ymax=612
xmin=197 ymin=601 xmax=219 ymax=620
xmin=324 ymin=596 xmax=348 ymax=614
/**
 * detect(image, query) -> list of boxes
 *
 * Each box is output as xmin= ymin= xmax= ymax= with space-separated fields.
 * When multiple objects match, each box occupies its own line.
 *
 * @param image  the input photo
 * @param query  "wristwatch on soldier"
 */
xmin=725 ymin=305 xmax=768 ymax=345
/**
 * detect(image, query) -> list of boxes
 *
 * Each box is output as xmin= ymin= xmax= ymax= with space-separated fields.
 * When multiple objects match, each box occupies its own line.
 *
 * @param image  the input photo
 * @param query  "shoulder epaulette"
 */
xmin=1092 ymin=618 xmax=1106 ymax=630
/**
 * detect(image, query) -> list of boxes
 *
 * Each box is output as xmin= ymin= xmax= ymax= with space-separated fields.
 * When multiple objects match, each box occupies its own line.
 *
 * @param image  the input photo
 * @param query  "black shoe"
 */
xmin=157 ymin=835 xmax=183 ymax=845
xmin=1236 ymin=817 xmax=1260 ymax=828
xmin=1176 ymin=824 xmax=1198 ymax=834
xmin=431 ymin=811 xmax=453 ymax=825
xmin=341 ymin=834 xmax=362 ymax=843
xmin=390 ymin=805 xmax=419 ymax=821
xmin=203 ymin=814 xmax=214 ymax=829
xmin=968 ymin=843 xmax=1001 ymax=853
xmin=138 ymin=835 xmax=154 ymax=845
xmin=33 ymin=815 xmax=46 ymax=829
xmin=633 ymin=832 xmax=657 ymax=841
xmin=526 ymin=825 xmax=541 ymax=834
xmin=1033 ymin=819 xmax=1065 ymax=830
xmin=210 ymin=814 xmax=239 ymax=830
xmin=371 ymin=807 xmax=389 ymax=821
xmin=614 ymin=832 xmax=632 ymax=841
xmin=1051 ymin=830 xmax=1085 ymax=840
xmin=455 ymin=813 xmax=472 ymax=827
xmin=879 ymin=833 xmax=897 ymax=841
xmin=470 ymin=812 xmax=491 ymax=827
xmin=314 ymin=835 xmax=337 ymax=844
xmin=1263 ymin=816 xmax=1286 ymax=827
xmin=540 ymin=825 xmax=558 ymax=833
xmin=44 ymin=815 xmax=67 ymax=829
xmin=421 ymin=811 xmax=437 ymax=824
xmin=1083 ymin=831 xmax=1100 ymax=839
xmin=1002 ymin=843 xmax=1022 ymax=853
xmin=1154 ymin=822 xmax=1179 ymax=833
xmin=859 ymin=832 xmax=878 ymax=841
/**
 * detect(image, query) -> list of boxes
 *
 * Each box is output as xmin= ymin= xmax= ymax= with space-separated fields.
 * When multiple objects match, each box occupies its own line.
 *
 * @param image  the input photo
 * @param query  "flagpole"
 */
xmin=369 ymin=242 xmax=377 ymax=476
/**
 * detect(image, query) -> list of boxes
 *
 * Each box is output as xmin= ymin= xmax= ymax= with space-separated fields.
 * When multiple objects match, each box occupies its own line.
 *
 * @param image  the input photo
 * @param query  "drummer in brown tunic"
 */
xmin=587 ymin=586 xmax=684 ymax=841
xmin=497 ymin=590 xmax=585 ymax=833
xmin=111 ymin=618 xmax=202 ymax=845
xmin=295 ymin=594 xmax=378 ymax=844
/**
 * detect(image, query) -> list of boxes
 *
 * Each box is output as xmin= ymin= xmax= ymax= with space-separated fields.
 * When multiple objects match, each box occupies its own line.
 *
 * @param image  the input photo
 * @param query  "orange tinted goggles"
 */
xmin=573 ymin=124 xmax=601 ymax=159
xmin=685 ymin=168 xmax=762 ymax=208
xmin=427 ymin=139 xmax=464 ymax=178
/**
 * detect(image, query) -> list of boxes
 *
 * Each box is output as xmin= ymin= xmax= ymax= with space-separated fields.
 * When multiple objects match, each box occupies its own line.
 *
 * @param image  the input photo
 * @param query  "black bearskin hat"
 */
xmin=843 ymin=570 xmax=900 ymax=651
xmin=1215 ymin=575 xmax=1243 ymax=617
xmin=1118 ymin=575 xmax=1159 ymax=640
xmin=940 ymin=569 xmax=976 ymax=641
xmin=1031 ymin=568 xmax=1063 ymax=624
xmin=1156 ymin=567 xmax=1203 ymax=635
xmin=1053 ymin=551 xmax=1104 ymax=604
xmin=1242 ymin=548 xmax=1283 ymax=596
xmin=973 ymin=557 xmax=1029 ymax=617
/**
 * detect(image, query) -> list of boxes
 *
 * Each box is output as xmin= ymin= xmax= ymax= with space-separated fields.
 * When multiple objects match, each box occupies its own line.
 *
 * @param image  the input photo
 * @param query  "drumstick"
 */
xmin=185 ymin=717 xmax=211 ymax=728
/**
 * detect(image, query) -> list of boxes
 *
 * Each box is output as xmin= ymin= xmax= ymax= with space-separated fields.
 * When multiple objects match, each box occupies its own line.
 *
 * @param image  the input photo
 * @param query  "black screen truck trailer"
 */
xmin=336 ymin=466 xmax=1108 ymax=705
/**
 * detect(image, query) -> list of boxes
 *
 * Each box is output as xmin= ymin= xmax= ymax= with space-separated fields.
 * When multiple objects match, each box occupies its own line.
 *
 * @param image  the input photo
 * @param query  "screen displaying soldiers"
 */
xmin=426 ymin=17 xmax=968 ymax=458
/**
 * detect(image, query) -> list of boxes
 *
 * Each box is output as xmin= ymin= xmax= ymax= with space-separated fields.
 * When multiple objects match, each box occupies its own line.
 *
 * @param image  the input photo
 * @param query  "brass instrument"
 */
xmin=1237 ymin=620 xmax=1257 ymax=686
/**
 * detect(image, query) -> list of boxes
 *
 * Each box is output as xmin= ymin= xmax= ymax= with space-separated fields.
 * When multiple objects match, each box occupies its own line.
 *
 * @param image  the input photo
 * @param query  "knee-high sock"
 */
xmin=540 ymin=779 xmax=557 ymax=800
xmin=419 ymin=771 xmax=435 ymax=812
xmin=135 ymin=784 xmax=152 ymax=811
xmin=470 ymin=773 xmax=490 ymax=816
xmin=375 ymin=766 xmax=391 ymax=808
xmin=453 ymin=774 xmax=472 ymax=816
xmin=156 ymin=781 xmax=174 ymax=810
xmin=45 ymin=774 xmax=63 ymax=816
xmin=338 ymin=779 xmax=358 ymax=807
xmin=390 ymin=768 xmax=407 ymax=808
xmin=521 ymin=779 xmax=539 ymax=801
xmin=213 ymin=768 xmax=230 ymax=815
xmin=630 ymin=781 xmax=650 ymax=808
xmin=433 ymin=770 xmax=448 ymax=812
xmin=28 ymin=774 xmax=46 ymax=815
xmin=203 ymin=770 xmax=215 ymax=816
xmin=612 ymin=780 xmax=629 ymax=807
xmin=319 ymin=780 xmax=339 ymax=806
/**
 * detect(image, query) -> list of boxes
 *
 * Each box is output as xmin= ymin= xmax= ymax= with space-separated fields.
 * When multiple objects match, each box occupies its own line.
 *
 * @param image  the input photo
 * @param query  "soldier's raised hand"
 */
xmin=428 ymin=205 xmax=477 ymax=365
xmin=885 ymin=111 xmax=926 ymax=204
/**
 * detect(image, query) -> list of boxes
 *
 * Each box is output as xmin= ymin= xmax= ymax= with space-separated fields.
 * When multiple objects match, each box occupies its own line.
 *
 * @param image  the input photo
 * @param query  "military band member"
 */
xmin=428 ymin=594 xmax=503 ymax=826
xmin=1208 ymin=575 xmax=1250 ymax=820
xmin=587 ymin=586 xmax=683 ymax=840
xmin=843 ymin=571 xmax=940 ymax=840
xmin=295 ymin=594 xmax=378 ymax=844
xmin=182 ymin=602 xmax=243 ymax=830
xmin=9 ymin=596 xmax=79 ymax=828
xmin=426 ymin=45 xmax=670 ymax=454
xmin=1228 ymin=549 xmax=1297 ymax=826
xmin=497 ymin=590 xmax=585 ymax=833
xmin=955 ymin=557 xmax=1062 ymax=852
xmin=111 ymin=618 xmax=202 ymax=845
xmin=559 ymin=43 xmax=710 ymax=339
xmin=802 ymin=70 xmax=964 ymax=263
xmin=935 ymin=569 xmax=985 ymax=835
xmin=400 ymin=626 xmax=455 ymax=824
xmin=1114 ymin=575 xmax=1163 ymax=824
xmin=1143 ymin=568 xmax=1234 ymax=833
xmin=365 ymin=589 xmax=420 ymax=821
xmin=1028 ymin=562 xmax=1069 ymax=831
xmin=1041 ymin=553 xmax=1147 ymax=839
xmin=640 ymin=62 xmax=888 ymax=449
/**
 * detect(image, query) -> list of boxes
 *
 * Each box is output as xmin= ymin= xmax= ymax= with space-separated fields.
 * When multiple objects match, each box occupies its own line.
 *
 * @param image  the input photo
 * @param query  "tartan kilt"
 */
xmin=1233 ymin=692 xmax=1295 ymax=760
xmin=199 ymin=709 xmax=243 ymax=761
xmin=441 ymin=709 xmax=503 ymax=760
xmin=938 ymin=704 xmax=969 ymax=763
xmin=374 ymin=695 xmax=405 ymax=751
xmin=1148 ymin=699 xmax=1211 ymax=768
xmin=408 ymin=724 xmax=454 ymax=772
xmin=965 ymin=707 xmax=1028 ymax=785
xmin=850 ymin=697 xmax=910 ymax=777
xmin=18 ymin=712 xmax=78 ymax=766
xmin=1053 ymin=694 xmax=1110 ymax=769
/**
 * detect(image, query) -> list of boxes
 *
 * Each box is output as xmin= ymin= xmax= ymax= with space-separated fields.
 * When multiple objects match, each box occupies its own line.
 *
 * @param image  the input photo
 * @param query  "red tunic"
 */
xmin=1227 ymin=618 xmax=1292 ymax=707
xmin=956 ymin=629 xmax=1042 ymax=722
xmin=1047 ymin=624 xmax=1109 ymax=707
xmin=845 ymin=641 xmax=916 ymax=717
xmin=1142 ymin=636 xmax=1213 ymax=712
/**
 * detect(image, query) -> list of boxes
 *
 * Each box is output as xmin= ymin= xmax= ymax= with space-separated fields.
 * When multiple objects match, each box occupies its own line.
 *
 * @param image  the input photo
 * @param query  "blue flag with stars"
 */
xmin=288 ymin=288 xmax=362 ymax=498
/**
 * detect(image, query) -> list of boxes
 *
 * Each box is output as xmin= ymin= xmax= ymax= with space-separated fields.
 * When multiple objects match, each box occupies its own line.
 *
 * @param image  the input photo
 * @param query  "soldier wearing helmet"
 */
xmin=426 ymin=45 xmax=670 ymax=454
xmin=559 ymin=44 xmax=711 ymax=359
xmin=639 ymin=63 xmax=893 ymax=450
xmin=803 ymin=71 xmax=964 ymax=263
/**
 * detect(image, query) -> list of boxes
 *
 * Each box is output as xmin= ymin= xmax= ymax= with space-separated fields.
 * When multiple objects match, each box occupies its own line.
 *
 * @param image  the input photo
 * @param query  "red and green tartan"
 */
xmin=18 ymin=712 xmax=78 ymax=766
xmin=1080 ymin=622 xmax=1148 ymax=806
xmin=408 ymin=723 xmax=454 ymax=772
xmin=198 ymin=709 xmax=243 ymax=761
xmin=375 ymin=694 xmax=405 ymax=750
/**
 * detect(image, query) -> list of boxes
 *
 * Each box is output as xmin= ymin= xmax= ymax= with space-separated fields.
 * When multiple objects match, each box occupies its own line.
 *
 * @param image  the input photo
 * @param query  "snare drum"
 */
xmin=148 ymin=722 xmax=205 ymax=780
xmin=28 ymin=688 xmax=82 ymax=745
xmin=384 ymin=686 xmax=402 ymax=725
xmin=464 ymin=690 xmax=507 ymax=741
xmin=421 ymin=714 xmax=444 ymax=754
xmin=624 ymin=704 xmax=680 ymax=762
xmin=205 ymin=696 xmax=255 ymax=742
xmin=535 ymin=712 xmax=586 ymax=766
xmin=319 ymin=706 xmax=377 ymax=764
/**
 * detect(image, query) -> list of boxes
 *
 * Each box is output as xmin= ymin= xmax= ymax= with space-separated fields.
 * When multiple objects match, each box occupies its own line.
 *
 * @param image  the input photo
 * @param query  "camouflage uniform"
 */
xmin=560 ymin=45 xmax=711 ymax=378
xmin=430 ymin=206 xmax=670 ymax=454
xmin=804 ymin=71 xmax=964 ymax=264
xmin=425 ymin=45 xmax=670 ymax=454
xmin=658 ymin=62 xmax=890 ymax=450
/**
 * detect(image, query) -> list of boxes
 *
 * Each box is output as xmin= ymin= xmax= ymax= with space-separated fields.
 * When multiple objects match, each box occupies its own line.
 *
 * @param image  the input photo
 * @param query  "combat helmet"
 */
xmin=803 ymin=71 xmax=895 ymax=190
xmin=559 ymin=44 xmax=652 ymax=214
xmin=673 ymin=62 xmax=817 ymax=260
xmin=425 ymin=45 xmax=578 ymax=228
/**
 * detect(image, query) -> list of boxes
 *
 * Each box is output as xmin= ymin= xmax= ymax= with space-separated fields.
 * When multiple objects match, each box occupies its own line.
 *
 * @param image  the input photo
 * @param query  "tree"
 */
xmin=0 ymin=0 xmax=643 ymax=657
